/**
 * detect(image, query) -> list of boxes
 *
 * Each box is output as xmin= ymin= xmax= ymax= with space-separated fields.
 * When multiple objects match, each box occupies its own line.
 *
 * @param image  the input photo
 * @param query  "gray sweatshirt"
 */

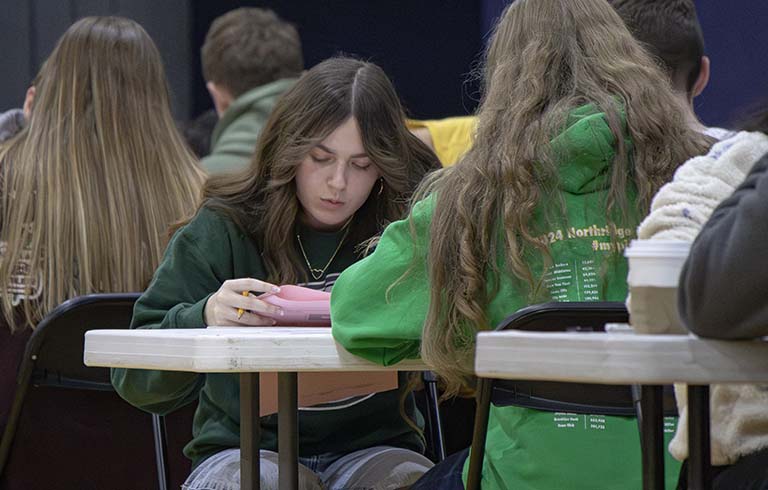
xmin=0 ymin=108 xmax=24 ymax=143
xmin=678 ymin=152 xmax=768 ymax=339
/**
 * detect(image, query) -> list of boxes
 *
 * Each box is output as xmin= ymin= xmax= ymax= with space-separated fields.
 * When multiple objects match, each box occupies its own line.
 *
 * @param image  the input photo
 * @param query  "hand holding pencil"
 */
xmin=236 ymin=290 xmax=249 ymax=320
xmin=203 ymin=278 xmax=282 ymax=326
xmin=235 ymin=289 xmax=281 ymax=319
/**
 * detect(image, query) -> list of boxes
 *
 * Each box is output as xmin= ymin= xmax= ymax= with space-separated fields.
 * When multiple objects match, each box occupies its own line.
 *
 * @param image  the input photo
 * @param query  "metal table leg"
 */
xmin=278 ymin=372 xmax=299 ymax=490
xmin=241 ymin=372 xmax=261 ymax=490
xmin=688 ymin=385 xmax=712 ymax=490
xmin=639 ymin=385 xmax=665 ymax=490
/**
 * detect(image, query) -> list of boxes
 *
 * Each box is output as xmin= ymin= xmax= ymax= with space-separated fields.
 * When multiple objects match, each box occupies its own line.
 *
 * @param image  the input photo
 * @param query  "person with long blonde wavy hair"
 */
xmin=0 ymin=16 xmax=205 ymax=333
xmin=331 ymin=0 xmax=712 ymax=488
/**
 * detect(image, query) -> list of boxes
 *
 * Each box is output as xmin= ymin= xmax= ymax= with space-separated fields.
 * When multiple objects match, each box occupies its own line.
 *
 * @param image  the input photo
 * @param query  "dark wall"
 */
xmin=1 ymin=0 xmax=767 ymax=127
xmin=0 ymin=0 xmax=482 ymax=121
xmin=0 ymin=0 xmax=193 ymax=119
xmin=479 ymin=0 xmax=768 ymax=128
xmin=693 ymin=0 xmax=768 ymax=127
xmin=190 ymin=0 xmax=483 ymax=119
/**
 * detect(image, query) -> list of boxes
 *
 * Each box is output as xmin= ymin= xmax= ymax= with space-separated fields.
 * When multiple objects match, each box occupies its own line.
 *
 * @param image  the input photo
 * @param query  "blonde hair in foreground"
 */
xmin=0 ymin=16 xmax=205 ymax=332
xmin=417 ymin=0 xmax=712 ymax=395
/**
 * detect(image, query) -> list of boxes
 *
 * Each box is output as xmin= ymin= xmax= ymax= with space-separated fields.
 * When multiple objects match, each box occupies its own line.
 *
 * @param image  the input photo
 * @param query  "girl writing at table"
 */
xmin=330 ymin=0 xmax=712 ymax=489
xmin=112 ymin=57 xmax=440 ymax=490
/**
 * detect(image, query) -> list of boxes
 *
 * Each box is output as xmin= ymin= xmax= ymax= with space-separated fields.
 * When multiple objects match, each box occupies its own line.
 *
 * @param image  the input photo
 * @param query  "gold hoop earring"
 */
xmin=377 ymin=178 xmax=385 ymax=197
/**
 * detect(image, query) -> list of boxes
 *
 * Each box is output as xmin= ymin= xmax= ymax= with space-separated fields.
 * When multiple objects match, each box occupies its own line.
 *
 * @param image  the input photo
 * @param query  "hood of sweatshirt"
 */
xmin=210 ymin=77 xmax=297 ymax=146
xmin=550 ymin=103 xmax=630 ymax=195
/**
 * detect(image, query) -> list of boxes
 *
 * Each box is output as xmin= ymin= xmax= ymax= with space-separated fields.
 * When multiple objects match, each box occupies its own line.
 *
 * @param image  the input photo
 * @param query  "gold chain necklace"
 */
xmin=296 ymin=220 xmax=353 ymax=281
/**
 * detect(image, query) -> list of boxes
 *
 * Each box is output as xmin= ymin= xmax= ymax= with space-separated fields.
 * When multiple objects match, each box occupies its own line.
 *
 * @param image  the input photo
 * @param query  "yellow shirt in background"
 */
xmin=407 ymin=116 xmax=477 ymax=166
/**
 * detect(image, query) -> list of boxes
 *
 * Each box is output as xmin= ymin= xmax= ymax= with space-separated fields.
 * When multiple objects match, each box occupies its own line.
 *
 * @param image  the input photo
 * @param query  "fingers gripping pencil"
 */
xmin=237 ymin=290 xmax=248 ymax=319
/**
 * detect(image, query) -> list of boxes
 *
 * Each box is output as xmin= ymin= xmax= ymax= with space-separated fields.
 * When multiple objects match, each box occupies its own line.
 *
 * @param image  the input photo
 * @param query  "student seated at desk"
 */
xmin=633 ymin=117 xmax=768 ymax=489
xmin=0 ymin=15 xmax=204 ymax=444
xmin=112 ymin=57 xmax=440 ymax=490
xmin=330 ymin=0 xmax=712 ymax=489
xmin=675 ymin=135 xmax=768 ymax=489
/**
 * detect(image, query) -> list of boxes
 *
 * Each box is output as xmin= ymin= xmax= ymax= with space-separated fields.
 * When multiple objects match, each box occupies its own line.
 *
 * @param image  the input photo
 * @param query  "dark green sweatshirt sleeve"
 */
xmin=111 ymin=210 xmax=230 ymax=414
xmin=678 ymin=153 xmax=768 ymax=339
xmin=331 ymin=197 xmax=435 ymax=365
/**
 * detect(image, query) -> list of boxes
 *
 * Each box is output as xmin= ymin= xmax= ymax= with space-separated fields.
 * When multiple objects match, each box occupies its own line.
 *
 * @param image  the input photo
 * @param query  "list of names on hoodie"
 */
xmin=543 ymin=259 xmax=600 ymax=301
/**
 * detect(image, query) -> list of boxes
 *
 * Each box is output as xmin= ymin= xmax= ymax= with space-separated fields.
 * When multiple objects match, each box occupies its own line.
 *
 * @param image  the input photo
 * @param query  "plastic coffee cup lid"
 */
xmin=624 ymin=239 xmax=692 ymax=258
xmin=626 ymin=239 xmax=692 ymax=287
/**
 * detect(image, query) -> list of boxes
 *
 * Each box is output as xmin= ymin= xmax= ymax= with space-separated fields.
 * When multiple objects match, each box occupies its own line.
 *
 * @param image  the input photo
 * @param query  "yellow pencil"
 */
xmin=237 ymin=290 xmax=249 ymax=319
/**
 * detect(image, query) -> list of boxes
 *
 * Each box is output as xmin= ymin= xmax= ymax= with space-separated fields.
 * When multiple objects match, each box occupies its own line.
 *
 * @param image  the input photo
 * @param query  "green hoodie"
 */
xmin=331 ymin=106 xmax=681 ymax=489
xmin=201 ymin=78 xmax=296 ymax=174
xmin=111 ymin=207 xmax=424 ymax=468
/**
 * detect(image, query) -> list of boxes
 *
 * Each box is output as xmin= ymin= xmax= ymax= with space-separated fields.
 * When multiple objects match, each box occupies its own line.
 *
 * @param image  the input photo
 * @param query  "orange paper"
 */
xmin=258 ymin=371 xmax=398 ymax=416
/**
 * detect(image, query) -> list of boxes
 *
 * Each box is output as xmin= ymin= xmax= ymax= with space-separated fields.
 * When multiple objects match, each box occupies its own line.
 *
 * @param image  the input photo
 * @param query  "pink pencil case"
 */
xmin=258 ymin=285 xmax=331 ymax=326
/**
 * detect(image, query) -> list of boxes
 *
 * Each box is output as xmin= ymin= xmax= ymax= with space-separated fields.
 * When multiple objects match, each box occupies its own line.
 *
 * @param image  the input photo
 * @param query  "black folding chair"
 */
xmin=152 ymin=374 xmax=447 ymax=482
xmin=466 ymin=302 xmax=676 ymax=490
xmin=422 ymin=371 xmax=447 ymax=462
xmin=151 ymin=400 xmax=200 ymax=489
xmin=0 ymin=293 xmax=170 ymax=490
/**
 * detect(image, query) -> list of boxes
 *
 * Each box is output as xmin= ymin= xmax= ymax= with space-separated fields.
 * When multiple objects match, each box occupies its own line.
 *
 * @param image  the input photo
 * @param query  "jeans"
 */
xmin=409 ymin=448 xmax=468 ymax=490
xmin=182 ymin=445 xmax=434 ymax=490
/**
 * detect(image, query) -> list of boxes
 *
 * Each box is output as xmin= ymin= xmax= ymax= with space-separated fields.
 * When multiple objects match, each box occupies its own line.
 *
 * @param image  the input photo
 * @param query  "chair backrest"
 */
xmin=28 ymin=293 xmax=140 ymax=388
xmin=491 ymin=301 xmax=637 ymax=415
xmin=466 ymin=301 xmax=637 ymax=490
xmin=0 ymin=293 xmax=164 ymax=490
xmin=496 ymin=301 xmax=628 ymax=331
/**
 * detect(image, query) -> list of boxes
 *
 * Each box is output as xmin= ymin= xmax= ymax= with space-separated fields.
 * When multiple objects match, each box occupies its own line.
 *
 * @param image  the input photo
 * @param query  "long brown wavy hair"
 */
xmin=198 ymin=57 xmax=439 ymax=284
xmin=0 ymin=17 xmax=205 ymax=332
xmin=418 ymin=0 xmax=712 ymax=394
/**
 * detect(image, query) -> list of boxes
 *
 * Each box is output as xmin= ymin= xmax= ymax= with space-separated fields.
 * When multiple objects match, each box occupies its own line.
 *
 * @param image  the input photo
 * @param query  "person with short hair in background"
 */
xmin=609 ymin=0 xmax=731 ymax=139
xmin=201 ymin=7 xmax=303 ymax=174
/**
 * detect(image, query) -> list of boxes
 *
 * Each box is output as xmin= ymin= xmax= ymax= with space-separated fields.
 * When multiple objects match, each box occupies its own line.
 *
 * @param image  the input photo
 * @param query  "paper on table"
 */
xmin=258 ymin=371 xmax=398 ymax=416
xmin=205 ymin=322 xmax=399 ymax=415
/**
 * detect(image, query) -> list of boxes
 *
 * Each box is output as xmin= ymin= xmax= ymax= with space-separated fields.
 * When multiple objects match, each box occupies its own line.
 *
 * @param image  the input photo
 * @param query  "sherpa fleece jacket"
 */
xmin=637 ymin=131 xmax=768 ymax=465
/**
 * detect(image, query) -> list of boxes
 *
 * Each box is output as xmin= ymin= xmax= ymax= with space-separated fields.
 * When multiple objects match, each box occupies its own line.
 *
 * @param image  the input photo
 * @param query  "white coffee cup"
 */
xmin=625 ymin=240 xmax=691 ymax=334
